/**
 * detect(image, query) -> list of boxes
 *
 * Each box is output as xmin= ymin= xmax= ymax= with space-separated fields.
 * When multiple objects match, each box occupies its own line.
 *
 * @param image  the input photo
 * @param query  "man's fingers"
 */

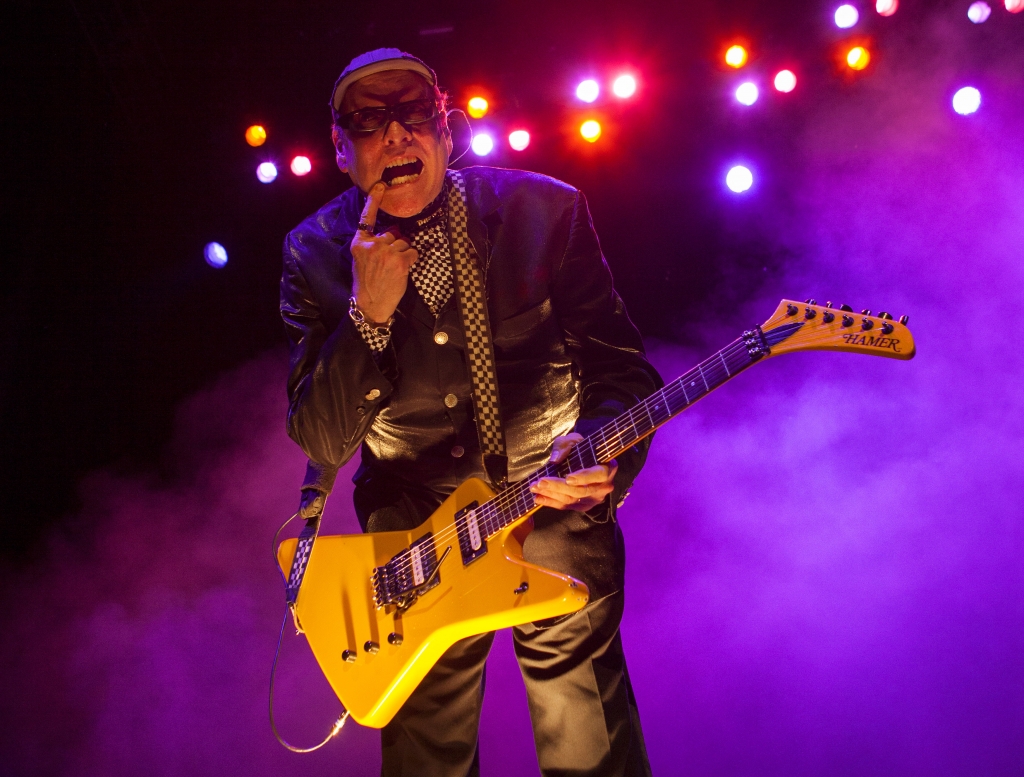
xmin=358 ymin=181 xmax=387 ymax=233
xmin=549 ymin=433 xmax=583 ymax=463
xmin=565 ymin=460 xmax=617 ymax=486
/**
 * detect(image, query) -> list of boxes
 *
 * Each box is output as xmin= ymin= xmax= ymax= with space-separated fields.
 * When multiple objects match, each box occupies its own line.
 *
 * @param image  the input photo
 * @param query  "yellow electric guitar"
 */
xmin=277 ymin=299 xmax=916 ymax=728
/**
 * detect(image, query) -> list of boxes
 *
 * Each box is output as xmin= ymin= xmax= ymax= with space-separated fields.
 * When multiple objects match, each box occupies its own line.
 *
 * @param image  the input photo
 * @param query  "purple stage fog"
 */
xmin=2 ymin=7 xmax=1022 ymax=777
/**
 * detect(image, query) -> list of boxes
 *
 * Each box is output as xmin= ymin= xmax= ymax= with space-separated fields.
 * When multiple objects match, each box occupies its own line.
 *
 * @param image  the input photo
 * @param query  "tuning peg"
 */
xmin=839 ymin=304 xmax=853 ymax=312
xmin=881 ymin=322 xmax=894 ymax=335
xmin=786 ymin=304 xmax=798 ymax=316
xmin=804 ymin=307 xmax=817 ymax=320
xmin=825 ymin=301 xmax=834 ymax=308
xmin=899 ymin=315 xmax=909 ymax=325
xmin=878 ymin=311 xmax=893 ymax=320
xmin=861 ymin=318 xmax=874 ymax=331
xmin=822 ymin=311 xmax=835 ymax=323
xmin=805 ymin=298 xmax=817 ymax=305
xmin=842 ymin=315 xmax=854 ymax=328
xmin=861 ymin=309 xmax=871 ymax=316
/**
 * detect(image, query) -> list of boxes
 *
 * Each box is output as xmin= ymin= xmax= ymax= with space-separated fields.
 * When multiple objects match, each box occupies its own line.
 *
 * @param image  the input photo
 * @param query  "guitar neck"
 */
xmin=475 ymin=325 xmax=789 ymax=539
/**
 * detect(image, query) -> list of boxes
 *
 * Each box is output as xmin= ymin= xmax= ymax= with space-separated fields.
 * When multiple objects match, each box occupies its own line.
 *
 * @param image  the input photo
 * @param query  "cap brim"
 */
xmin=332 ymin=59 xmax=436 ymax=111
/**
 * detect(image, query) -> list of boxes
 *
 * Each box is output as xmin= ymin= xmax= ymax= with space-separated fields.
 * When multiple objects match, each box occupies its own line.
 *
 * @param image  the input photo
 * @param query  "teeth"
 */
xmin=389 ymin=173 xmax=421 ymax=185
xmin=385 ymin=157 xmax=419 ymax=169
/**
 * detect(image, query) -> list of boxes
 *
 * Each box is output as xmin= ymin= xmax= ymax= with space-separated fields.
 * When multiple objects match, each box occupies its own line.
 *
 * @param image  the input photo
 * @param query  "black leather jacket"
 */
xmin=281 ymin=167 xmax=662 ymax=597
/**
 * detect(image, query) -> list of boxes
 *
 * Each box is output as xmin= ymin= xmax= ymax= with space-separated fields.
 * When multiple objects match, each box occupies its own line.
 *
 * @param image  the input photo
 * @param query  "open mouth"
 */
xmin=382 ymin=157 xmax=424 ymax=186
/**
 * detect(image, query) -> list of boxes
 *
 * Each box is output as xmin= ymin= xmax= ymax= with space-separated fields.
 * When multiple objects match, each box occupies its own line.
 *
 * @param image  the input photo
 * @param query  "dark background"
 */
xmin=1 ymin=0 xmax=919 ymax=553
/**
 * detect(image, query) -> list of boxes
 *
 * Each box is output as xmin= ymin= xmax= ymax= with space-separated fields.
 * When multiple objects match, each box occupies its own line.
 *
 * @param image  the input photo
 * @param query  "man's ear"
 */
xmin=335 ymin=142 xmax=349 ymax=174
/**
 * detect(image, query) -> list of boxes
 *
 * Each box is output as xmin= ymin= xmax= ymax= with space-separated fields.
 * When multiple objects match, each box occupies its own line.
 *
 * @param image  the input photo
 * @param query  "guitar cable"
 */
xmin=269 ymin=511 xmax=350 ymax=753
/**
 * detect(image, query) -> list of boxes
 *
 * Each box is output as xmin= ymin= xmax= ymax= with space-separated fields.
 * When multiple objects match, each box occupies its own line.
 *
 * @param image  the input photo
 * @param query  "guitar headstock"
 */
xmin=760 ymin=299 xmax=916 ymax=360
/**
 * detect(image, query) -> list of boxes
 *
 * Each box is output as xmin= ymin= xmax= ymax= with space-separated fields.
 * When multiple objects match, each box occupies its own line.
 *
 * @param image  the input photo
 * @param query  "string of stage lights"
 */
xmin=203 ymin=0 xmax=1021 ymax=267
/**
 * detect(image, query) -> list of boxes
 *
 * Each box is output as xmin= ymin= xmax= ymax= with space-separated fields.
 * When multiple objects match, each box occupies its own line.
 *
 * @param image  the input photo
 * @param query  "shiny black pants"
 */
xmin=380 ymin=592 xmax=651 ymax=776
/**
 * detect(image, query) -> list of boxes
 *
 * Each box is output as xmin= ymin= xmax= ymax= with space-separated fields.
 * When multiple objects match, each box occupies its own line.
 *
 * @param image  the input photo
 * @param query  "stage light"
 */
xmin=846 ymin=46 xmax=870 ymax=70
xmin=204 ymin=242 xmax=228 ymax=268
xmin=968 ymin=1 xmax=992 ymax=21
xmin=290 ymin=155 xmax=311 ymax=176
xmin=467 ymin=96 xmax=489 ymax=118
xmin=726 ymin=166 xmax=753 ymax=193
xmin=876 ymin=0 xmax=899 ymax=15
xmin=580 ymin=120 xmax=602 ymax=142
xmin=774 ymin=70 xmax=797 ymax=93
xmin=725 ymin=45 xmax=748 ymax=68
xmin=256 ymin=162 xmax=278 ymax=183
xmin=576 ymin=79 xmax=600 ymax=103
xmin=612 ymin=74 xmax=637 ymax=98
xmin=835 ymin=4 xmax=859 ymax=28
xmin=952 ymin=87 xmax=981 ymax=115
xmin=245 ymin=125 xmax=267 ymax=147
xmin=471 ymin=132 xmax=495 ymax=156
xmin=1006 ymin=0 xmax=1023 ymax=12
xmin=508 ymin=130 xmax=530 ymax=151
xmin=735 ymin=82 xmax=759 ymax=105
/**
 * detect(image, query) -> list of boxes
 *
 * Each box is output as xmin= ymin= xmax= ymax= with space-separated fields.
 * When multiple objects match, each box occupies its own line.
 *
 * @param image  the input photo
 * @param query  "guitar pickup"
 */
xmin=455 ymin=502 xmax=488 ymax=566
xmin=372 ymin=533 xmax=440 ymax=607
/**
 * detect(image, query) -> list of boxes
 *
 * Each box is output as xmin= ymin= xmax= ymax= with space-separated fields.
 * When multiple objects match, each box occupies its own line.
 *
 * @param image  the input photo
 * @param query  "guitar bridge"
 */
xmin=372 ymin=533 xmax=441 ymax=608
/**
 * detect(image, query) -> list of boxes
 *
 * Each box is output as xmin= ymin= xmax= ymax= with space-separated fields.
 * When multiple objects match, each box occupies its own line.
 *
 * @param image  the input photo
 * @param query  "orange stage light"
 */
xmin=467 ymin=97 xmax=489 ymax=119
xmin=580 ymin=120 xmax=602 ymax=142
xmin=847 ymin=46 xmax=871 ymax=70
xmin=245 ymin=125 xmax=267 ymax=147
xmin=725 ymin=45 xmax=748 ymax=68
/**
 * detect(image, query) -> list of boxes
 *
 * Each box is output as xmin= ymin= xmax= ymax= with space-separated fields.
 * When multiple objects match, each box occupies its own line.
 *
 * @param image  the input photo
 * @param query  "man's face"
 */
xmin=336 ymin=70 xmax=452 ymax=218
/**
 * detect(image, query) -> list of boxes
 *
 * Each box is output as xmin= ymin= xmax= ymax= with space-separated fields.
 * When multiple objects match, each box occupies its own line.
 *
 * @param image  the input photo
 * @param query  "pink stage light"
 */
xmin=774 ymin=70 xmax=797 ymax=93
xmin=508 ymin=130 xmax=530 ymax=151
xmin=612 ymin=74 xmax=637 ymax=98
xmin=968 ymin=1 xmax=992 ymax=21
xmin=1006 ymin=0 xmax=1024 ymax=12
xmin=876 ymin=0 xmax=899 ymax=16
xmin=290 ymin=156 xmax=311 ymax=176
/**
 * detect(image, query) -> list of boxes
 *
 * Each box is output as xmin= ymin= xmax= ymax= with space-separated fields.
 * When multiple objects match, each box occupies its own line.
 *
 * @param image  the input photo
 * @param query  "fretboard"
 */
xmin=467 ymin=324 xmax=797 ymax=541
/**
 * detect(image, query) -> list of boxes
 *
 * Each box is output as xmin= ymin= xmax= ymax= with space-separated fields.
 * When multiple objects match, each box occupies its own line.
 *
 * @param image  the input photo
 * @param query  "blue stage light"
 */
xmin=952 ymin=87 xmax=981 ymax=115
xmin=471 ymin=133 xmax=495 ymax=156
xmin=204 ymin=242 xmax=228 ymax=268
xmin=726 ymin=166 xmax=754 ymax=193
xmin=256 ymin=162 xmax=278 ymax=183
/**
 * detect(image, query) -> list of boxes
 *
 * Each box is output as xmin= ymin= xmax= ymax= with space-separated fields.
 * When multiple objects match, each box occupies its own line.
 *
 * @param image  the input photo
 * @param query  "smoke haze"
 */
xmin=2 ymin=8 xmax=1022 ymax=777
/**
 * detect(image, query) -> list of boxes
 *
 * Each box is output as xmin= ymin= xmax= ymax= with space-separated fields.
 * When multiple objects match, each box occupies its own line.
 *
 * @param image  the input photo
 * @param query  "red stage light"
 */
xmin=508 ymin=130 xmax=530 ymax=151
xmin=612 ymin=74 xmax=637 ymax=98
xmin=291 ymin=156 xmax=311 ymax=176
xmin=774 ymin=70 xmax=797 ymax=93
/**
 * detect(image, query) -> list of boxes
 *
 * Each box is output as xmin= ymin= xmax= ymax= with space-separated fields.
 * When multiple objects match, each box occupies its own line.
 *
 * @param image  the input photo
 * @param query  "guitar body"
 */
xmin=276 ymin=476 xmax=590 ymax=728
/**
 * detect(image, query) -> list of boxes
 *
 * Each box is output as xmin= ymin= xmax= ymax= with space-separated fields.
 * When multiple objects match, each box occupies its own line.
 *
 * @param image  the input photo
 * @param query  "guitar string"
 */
xmin=379 ymin=330 xmax=793 ymax=580
xmin=377 ymin=337 xmax=756 ymax=582
xmin=376 ymin=323 xmax=905 ymax=582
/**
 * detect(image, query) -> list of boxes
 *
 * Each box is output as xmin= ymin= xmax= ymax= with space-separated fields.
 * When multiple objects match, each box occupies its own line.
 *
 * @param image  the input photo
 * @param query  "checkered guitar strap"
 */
xmin=446 ymin=170 xmax=509 ymax=489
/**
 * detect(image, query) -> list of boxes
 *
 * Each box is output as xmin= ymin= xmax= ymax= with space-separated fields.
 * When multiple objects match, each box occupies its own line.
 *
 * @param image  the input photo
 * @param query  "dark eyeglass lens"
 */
xmin=344 ymin=100 xmax=437 ymax=131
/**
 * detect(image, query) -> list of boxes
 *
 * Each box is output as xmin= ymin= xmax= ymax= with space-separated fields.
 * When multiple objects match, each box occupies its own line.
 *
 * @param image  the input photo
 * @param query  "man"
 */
xmin=280 ymin=48 xmax=662 ymax=776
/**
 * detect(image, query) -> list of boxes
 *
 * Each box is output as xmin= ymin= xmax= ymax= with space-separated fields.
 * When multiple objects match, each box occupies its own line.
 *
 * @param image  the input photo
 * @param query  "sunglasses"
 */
xmin=335 ymin=98 xmax=441 ymax=133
